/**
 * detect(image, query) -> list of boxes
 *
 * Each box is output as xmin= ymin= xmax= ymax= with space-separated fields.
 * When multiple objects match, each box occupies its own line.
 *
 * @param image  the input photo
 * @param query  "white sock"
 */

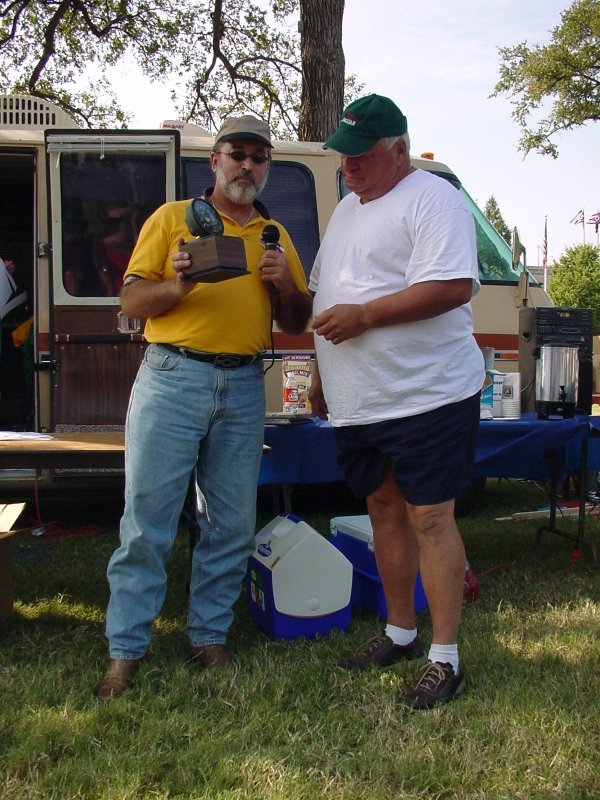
xmin=385 ymin=624 xmax=417 ymax=646
xmin=428 ymin=643 xmax=459 ymax=674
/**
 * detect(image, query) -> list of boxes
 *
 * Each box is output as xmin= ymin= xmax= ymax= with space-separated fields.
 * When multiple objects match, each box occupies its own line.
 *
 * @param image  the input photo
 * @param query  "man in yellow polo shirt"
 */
xmin=97 ymin=115 xmax=311 ymax=700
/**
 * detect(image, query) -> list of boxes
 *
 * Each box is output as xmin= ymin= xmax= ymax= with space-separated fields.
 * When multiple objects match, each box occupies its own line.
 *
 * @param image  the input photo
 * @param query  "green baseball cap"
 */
xmin=214 ymin=115 xmax=273 ymax=148
xmin=324 ymin=94 xmax=408 ymax=156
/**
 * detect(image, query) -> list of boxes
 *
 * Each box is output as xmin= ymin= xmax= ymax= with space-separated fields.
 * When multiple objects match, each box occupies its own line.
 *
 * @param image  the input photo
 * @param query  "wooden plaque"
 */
xmin=181 ymin=235 xmax=249 ymax=283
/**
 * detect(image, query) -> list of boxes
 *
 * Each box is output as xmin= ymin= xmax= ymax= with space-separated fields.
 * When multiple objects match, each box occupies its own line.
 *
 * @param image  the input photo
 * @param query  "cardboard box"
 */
xmin=246 ymin=514 xmax=352 ymax=640
xmin=480 ymin=371 xmax=493 ymax=418
xmin=481 ymin=369 xmax=506 ymax=418
xmin=0 ymin=503 xmax=25 ymax=622
xmin=329 ymin=515 xmax=428 ymax=619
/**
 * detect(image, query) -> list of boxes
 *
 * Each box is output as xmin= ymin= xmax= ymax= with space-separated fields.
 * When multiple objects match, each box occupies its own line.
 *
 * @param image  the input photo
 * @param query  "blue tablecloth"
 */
xmin=474 ymin=413 xmax=589 ymax=479
xmin=259 ymin=413 xmax=590 ymax=487
xmin=260 ymin=418 xmax=343 ymax=486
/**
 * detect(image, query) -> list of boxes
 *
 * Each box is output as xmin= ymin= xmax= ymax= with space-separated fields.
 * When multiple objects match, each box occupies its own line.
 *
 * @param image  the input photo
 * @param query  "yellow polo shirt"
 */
xmin=124 ymin=200 xmax=308 ymax=354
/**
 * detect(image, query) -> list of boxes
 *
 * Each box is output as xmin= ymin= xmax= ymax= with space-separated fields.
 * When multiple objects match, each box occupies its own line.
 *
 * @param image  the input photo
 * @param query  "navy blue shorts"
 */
xmin=333 ymin=392 xmax=480 ymax=506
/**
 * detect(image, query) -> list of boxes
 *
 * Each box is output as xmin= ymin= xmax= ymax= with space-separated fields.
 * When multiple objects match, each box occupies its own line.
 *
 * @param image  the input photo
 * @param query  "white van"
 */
xmin=0 ymin=94 xmax=551 ymax=437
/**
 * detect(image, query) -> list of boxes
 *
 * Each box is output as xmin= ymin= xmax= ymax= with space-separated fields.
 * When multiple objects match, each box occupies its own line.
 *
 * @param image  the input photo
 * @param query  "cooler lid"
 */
xmin=271 ymin=524 xmax=353 ymax=615
xmin=330 ymin=515 xmax=373 ymax=543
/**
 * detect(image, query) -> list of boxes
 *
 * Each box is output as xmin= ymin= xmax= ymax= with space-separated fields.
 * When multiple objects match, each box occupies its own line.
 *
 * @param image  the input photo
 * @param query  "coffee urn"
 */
xmin=535 ymin=345 xmax=579 ymax=419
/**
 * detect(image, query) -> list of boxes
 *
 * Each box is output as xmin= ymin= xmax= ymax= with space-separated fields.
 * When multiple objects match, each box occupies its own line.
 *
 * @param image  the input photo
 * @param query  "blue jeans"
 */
xmin=105 ymin=344 xmax=265 ymax=659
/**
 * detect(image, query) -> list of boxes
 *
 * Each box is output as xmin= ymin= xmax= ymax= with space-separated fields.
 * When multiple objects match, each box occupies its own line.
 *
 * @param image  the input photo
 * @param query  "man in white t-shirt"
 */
xmin=308 ymin=94 xmax=485 ymax=710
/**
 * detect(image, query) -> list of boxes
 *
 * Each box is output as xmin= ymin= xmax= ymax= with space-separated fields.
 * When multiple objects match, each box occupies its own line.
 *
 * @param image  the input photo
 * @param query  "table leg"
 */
xmin=264 ymin=483 xmax=294 ymax=516
xmin=536 ymin=440 xmax=598 ymax=562
xmin=0 ymin=538 xmax=14 ymax=621
xmin=282 ymin=484 xmax=293 ymax=514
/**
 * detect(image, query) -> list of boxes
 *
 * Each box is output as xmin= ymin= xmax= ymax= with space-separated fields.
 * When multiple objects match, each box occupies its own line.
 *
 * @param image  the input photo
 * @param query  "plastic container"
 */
xmin=246 ymin=514 xmax=353 ymax=640
xmin=329 ymin=515 xmax=428 ymax=619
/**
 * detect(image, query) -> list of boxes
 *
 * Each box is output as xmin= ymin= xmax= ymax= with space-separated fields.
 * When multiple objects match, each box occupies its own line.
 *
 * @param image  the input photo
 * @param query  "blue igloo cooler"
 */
xmin=329 ymin=514 xmax=428 ymax=619
xmin=246 ymin=514 xmax=353 ymax=640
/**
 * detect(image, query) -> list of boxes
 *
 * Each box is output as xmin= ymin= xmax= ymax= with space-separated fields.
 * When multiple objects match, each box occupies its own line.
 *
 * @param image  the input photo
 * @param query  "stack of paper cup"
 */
xmin=480 ymin=347 xmax=495 ymax=371
xmin=501 ymin=372 xmax=521 ymax=418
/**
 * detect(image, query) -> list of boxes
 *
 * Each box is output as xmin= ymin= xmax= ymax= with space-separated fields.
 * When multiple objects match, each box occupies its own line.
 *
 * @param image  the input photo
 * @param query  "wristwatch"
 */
xmin=123 ymin=274 xmax=143 ymax=286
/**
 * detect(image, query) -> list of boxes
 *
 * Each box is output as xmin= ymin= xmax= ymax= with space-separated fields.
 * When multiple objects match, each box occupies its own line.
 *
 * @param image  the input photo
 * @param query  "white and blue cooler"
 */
xmin=329 ymin=515 xmax=428 ymax=619
xmin=246 ymin=514 xmax=353 ymax=640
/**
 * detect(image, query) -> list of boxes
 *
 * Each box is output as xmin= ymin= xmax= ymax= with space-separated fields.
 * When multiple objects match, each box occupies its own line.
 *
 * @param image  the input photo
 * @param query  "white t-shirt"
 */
xmin=309 ymin=169 xmax=485 ymax=426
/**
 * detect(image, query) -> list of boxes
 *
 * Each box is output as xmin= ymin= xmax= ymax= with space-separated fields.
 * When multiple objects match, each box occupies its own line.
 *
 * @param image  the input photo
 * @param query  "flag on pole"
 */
xmin=541 ymin=217 xmax=547 ymax=268
xmin=570 ymin=210 xmax=584 ymax=224
xmin=570 ymin=209 xmax=585 ymax=224
xmin=587 ymin=210 xmax=600 ymax=233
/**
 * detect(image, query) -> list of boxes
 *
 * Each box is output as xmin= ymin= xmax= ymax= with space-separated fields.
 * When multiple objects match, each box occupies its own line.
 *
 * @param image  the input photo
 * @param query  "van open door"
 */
xmin=0 ymin=149 xmax=35 ymax=430
xmin=45 ymin=130 xmax=180 ymax=430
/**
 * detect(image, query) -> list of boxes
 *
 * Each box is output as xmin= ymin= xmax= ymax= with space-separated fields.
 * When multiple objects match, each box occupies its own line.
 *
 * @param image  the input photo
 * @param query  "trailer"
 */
xmin=0 ymin=94 xmax=552 ymax=445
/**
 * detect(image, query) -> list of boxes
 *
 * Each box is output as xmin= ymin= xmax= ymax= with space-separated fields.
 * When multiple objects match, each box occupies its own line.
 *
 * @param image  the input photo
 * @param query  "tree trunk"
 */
xmin=298 ymin=0 xmax=345 ymax=142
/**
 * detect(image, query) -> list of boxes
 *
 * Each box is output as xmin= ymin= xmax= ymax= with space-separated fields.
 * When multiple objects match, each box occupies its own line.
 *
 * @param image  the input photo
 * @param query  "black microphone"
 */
xmin=262 ymin=225 xmax=280 ymax=298
xmin=262 ymin=224 xmax=280 ymax=250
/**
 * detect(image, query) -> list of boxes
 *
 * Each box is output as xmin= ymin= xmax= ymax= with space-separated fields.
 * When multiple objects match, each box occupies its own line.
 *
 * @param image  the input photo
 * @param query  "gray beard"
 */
xmin=224 ymin=180 xmax=259 ymax=205
xmin=215 ymin=163 xmax=269 ymax=205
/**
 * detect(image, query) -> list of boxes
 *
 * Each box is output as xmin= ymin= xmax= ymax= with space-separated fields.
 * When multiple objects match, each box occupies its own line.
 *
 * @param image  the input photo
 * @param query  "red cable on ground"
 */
xmin=562 ymin=547 xmax=581 ymax=575
xmin=478 ymin=564 xmax=510 ymax=577
xmin=30 ymin=471 xmax=101 ymax=541
xmin=40 ymin=523 xmax=101 ymax=541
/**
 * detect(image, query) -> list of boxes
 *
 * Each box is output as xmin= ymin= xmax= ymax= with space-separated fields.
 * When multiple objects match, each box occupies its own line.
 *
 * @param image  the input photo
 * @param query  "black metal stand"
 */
xmin=536 ymin=437 xmax=598 ymax=562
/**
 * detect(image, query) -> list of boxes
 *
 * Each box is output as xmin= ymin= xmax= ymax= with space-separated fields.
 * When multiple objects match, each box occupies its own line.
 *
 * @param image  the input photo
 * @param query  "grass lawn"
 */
xmin=1 ymin=478 xmax=599 ymax=800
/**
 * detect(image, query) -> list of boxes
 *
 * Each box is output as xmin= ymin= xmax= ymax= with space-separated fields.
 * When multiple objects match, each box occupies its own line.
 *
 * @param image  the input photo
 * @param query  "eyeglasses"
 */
xmin=214 ymin=149 xmax=270 ymax=165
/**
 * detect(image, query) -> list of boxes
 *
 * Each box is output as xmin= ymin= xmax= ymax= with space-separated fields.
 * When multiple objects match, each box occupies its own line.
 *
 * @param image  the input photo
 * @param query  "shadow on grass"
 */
xmin=4 ymin=477 xmax=598 ymax=671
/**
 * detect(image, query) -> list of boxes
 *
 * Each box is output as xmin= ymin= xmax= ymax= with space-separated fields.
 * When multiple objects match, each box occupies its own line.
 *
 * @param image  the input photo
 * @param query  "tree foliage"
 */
xmin=168 ymin=0 xmax=303 ymax=137
xmin=0 ymin=0 xmax=356 ymax=139
xmin=0 ymin=0 xmax=187 ymax=127
xmin=483 ymin=195 xmax=512 ymax=244
xmin=492 ymin=0 xmax=600 ymax=157
xmin=549 ymin=243 xmax=600 ymax=332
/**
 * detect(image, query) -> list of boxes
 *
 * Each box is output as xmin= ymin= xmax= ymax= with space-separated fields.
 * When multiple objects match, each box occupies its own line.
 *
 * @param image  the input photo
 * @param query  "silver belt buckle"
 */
xmin=214 ymin=353 xmax=243 ymax=369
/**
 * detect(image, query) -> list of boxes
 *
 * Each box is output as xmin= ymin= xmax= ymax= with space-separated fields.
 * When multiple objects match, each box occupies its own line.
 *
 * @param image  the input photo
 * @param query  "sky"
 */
xmin=115 ymin=0 xmax=599 ymax=267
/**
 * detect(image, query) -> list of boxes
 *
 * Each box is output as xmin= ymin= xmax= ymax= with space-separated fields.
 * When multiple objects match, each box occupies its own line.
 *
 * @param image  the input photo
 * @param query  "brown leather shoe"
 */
xmin=96 ymin=658 xmax=140 ymax=700
xmin=188 ymin=644 xmax=233 ymax=669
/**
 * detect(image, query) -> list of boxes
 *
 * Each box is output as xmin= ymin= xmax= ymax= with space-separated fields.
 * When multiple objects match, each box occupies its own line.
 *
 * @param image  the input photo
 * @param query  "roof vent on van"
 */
xmin=160 ymin=119 xmax=212 ymax=136
xmin=0 ymin=94 xmax=78 ymax=129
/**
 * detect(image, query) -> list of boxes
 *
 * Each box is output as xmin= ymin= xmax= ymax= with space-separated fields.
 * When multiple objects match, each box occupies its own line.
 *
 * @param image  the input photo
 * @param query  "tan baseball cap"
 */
xmin=214 ymin=115 xmax=273 ymax=148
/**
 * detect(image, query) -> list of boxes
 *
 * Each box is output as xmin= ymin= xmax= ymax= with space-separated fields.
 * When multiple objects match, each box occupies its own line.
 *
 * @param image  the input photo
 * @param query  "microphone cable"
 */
xmin=261 ymin=225 xmax=281 ymax=376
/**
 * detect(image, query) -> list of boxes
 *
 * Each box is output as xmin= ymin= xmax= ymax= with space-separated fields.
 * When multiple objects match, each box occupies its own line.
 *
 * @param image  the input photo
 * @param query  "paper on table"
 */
xmin=0 ymin=431 xmax=54 ymax=440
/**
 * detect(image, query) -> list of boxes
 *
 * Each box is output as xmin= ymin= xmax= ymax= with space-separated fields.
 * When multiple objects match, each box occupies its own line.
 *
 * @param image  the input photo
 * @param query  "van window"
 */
xmin=338 ymin=169 xmax=523 ymax=285
xmin=59 ymin=152 xmax=166 ymax=296
xmin=457 ymin=186 xmax=522 ymax=284
xmin=182 ymin=158 xmax=320 ymax=279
